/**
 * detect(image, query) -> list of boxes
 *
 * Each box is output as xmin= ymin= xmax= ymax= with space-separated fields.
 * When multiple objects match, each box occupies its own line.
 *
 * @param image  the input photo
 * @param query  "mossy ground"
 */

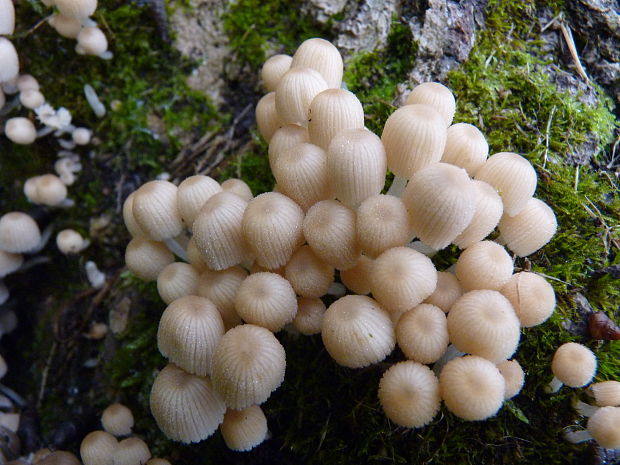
xmin=1 ymin=0 xmax=618 ymax=463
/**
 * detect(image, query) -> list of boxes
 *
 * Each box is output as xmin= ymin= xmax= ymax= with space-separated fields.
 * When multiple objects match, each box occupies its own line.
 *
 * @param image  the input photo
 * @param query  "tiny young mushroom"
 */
xmin=101 ymin=403 xmax=134 ymax=437
xmin=546 ymin=342 xmax=597 ymax=393
xmin=80 ymin=430 xmax=118 ymax=465
xmin=219 ymin=405 xmax=269 ymax=452
xmin=56 ymin=229 xmax=89 ymax=255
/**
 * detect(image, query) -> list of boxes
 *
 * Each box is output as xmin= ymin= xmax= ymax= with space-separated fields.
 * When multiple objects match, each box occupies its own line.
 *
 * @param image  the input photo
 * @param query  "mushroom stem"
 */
xmin=164 ymin=238 xmax=189 ymax=262
xmin=0 ymin=383 xmax=25 ymax=408
xmin=18 ymin=256 xmax=51 ymax=273
xmin=564 ymin=429 xmax=592 ymax=444
xmin=432 ymin=344 xmax=465 ymax=376
xmin=84 ymin=84 xmax=106 ymax=117
xmin=545 ymin=376 xmax=564 ymax=393
xmin=386 ymin=175 xmax=408 ymax=197
xmin=0 ymin=281 xmax=8 ymax=305
xmin=37 ymin=126 xmax=55 ymax=138
xmin=328 ymin=282 xmax=346 ymax=297
xmin=407 ymin=240 xmax=437 ymax=257
xmin=27 ymin=223 xmax=54 ymax=254
xmin=99 ymin=51 xmax=113 ymax=60
xmin=86 ymin=261 xmax=106 ymax=289
xmin=573 ymin=399 xmax=600 ymax=417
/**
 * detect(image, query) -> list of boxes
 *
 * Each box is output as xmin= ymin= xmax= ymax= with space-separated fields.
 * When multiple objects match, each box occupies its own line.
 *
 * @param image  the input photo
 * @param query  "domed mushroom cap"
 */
xmin=211 ymin=324 xmax=286 ymax=409
xmin=220 ymin=178 xmax=253 ymax=202
xmin=176 ymin=175 xmax=222 ymax=227
xmin=72 ymin=127 xmax=92 ymax=145
xmin=447 ymin=290 xmax=520 ymax=363
xmin=54 ymin=0 xmax=97 ymax=20
xmin=0 ymin=38 xmax=18 ymax=84
xmin=76 ymin=27 xmax=108 ymax=56
xmin=122 ymin=192 xmax=146 ymax=238
xmin=256 ymin=92 xmax=284 ymax=142
xmin=101 ymin=403 xmax=134 ymax=437
xmin=291 ymin=38 xmax=343 ymax=88
xmin=396 ymin=304 xmax=449 ymax=364
xmin=0 ymin=250 xmax=23 ymax=278
xmin=242 ymin=192 xmax=304 ymax=270
xmin=590 ymin=381 xmax=620 ymax=407
xmin=48 ymin=14 xmax=82 ymax=39
xmin=403 ymin=163 xmax=477 ymax=250
xmin=439 ymin=355 xmax=506 ymax=421
xmin=455 ymin=241 xmax=513 ymax=291
xmin=321 ymin=295 xmax=395 ymax=368
xmin=275 ymin=67 xmax=328 ymax=125
xmin=284 ymin=245 xmax=333 ymax=298
xmin=498 ymin=197 xmax=557 ymax=257
xmin=474 ymin=152 xmax=537 ymax=216
xmin=381 ymin=104 xmax=447 ymax=178
xmin=356 ymin=194 xmax=411 ymax=259
xmin=405 ymin=82 xmax=456 ymax=127
xmin=112 ymin=437 xmax=151 ymax=465
xmin=26 ymin=174 xmax=68 ymax=206
xmin=156 ymin=262 xmax=199 ymax=305
xmin=441 ymin=123 xmax=489 ymax=175
xmin=327 ymin=127 xmax=387 ymax=209
xmin=497 ymin=359 xmax=525 ymax=400
xmin=587 ymin=406 xmax=620 ymax=449
xmin=378 ymin=361 xmax=441 ymax=428
xmin=292 ymin=297 xmax=326 ymax=336
xmin=192 ymin=192 xmax=249 ymax=271
xmin=268 ymin=124 xmax=309 ymax=171
xmin=158 ymin=296 xmax=225 ymax=376
xmin=220 ymin=405 xmax=268 ymax=452
xmin=56 ymin=229 xmax=88 ymax=255
xmin=19 ymin=89 xmax=45 ymax=109
xmin=132 ymin=181 xmax=183 ymax=241
xmin=125 ymin=237 xmax=174 ymax=282
xmin=424 ymin=271 xmax=462 ymax=312
xmin=552 ymin=342 xmax=597 ymax=388
xmin=308 ymin=88 xmax=365 ymax=150
xmin=0 ymin=0 xmax=15 ymax=35
xmin=235 ymin=272 xmax=297 ymax=332
xmin=500 ymin=272 xmax=555 ymax=327
xmin=5 ymin=117 xmax=36 ymax=145
xmin=261 ymin=53 xmax=293 ymax=92
xmin=80 ymin=430 xmax=118 ymax=465
xmin=453 ymin=180 xmax=503 ymax=249
xmin=370 ymin=247 xmax=437 ymax=321
xmin=0 ymin=212 xmax=41 ymax=253
xmin=340 ymin=254 xmax=373 ymax=295
xmin=197 ymin=266 xmax=246 ymax=329
xmin=150 ymin=363 xmax=226 ymax=443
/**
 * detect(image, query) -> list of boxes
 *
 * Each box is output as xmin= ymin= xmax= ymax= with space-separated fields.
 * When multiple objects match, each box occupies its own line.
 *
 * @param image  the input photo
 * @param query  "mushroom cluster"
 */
xmin=121 ymin=36 xmax=571 ymax=450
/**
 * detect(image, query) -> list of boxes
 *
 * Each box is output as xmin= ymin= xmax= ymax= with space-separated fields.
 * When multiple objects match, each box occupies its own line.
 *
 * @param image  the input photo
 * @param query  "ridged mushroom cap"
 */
xmin=453 ymin=180 xmax=503 ymax=249
xmin=192 ymin=192 xmax=249 ymax=271
xmin=242 ymin=192 xmax=304 ymax=270
xmin=423 ymin=271 xmax=462 ymax=312
xmin=396 ymin=304 xmax=449 ymax=364
xmin=156 ymin=262 xmax=199 ymax=305
xmin=256 ymin=92 xmax=284 ymax=142
xmin=0 ymin=0 xmax=14 ymax=35
xmin=185 ymin=238 xmax=208 ymax=272
xmin=56 ymin=229 xmax=88 ymax=255
xmin=220 ymin=405 xmax=268 ymax=452
xmin=447 ymin=290 xmax=521 ymax=363
xmin=378 ymin=361 xmax=441 ymax=428
xmin=403 ymin=163 xmax=477 ymax=250
xmin=308 ymin=88 xmax=364 ymax=150
xmin=0 ymin=212 xmax=41 ymax=253
xmin=590 ymin=381 xmax=620 ymax=407
xmin=54 ymin=0 xmax=97 ymax=19
xmin=339 ymin=254 xmax=373 ymax=295
xmin=197 ymin=266 xmax=246 ymax=329
xmin=177 ymin=175 xmax=222 ymax=227
xmin=234 ymin=272 xmax=297 ymax=332
xmin=150 ymin=363 xmax=226 ymax=443
xmin=0 ymin=38 xmax=18 ymax=83
xmin=497 ymin=359 xmax=525 ymax=399
xmin=455 ymin=241 xmax=513 ymax=291
xmin=356 ymin=194 xmax=411 ymax=258
xmin=0 ymin=250 xmax=23 ymax=278
xmin=124 ymin=237 xmax=174 ymax=282
xmin=303 ymin=200 xmax=360 ymax=270
xmin=80 ymin=430 xmax=118 ymax=465
xmin=441 ymin=123 xmax=489 ymax=175
xmin=500 ymin=272 xmax=555 ymax=327
xmin=405 ymin=82 xmax=456 ymax=127
xmin=158 ymin=296 xmax=225 ymax=375
xmin=101 ymin=403 xmax=134 ymax=437
xmin=261 ymin=54 xmax=293 ymax=92
xmin=220 ymin=178 xmax=253 ymax=202
xmin=327 ymin=127 xmax=387 ymax=208
xmin=275 ymin=67 xmax=328 ymax=125
xmin=587 ymin=406 xmax=620 ymax=449
xmin=292 ymin=297 xmax=326 ymax=335
xmin=474 ymin=152 xmax=537 ymax=216
xmin=211 ymin=324 xmax=286 ymax=409
xmin=370 ymin=247 xmax=437 ymax=321
xmin=439 ymin=355 xmax=506 ymax=421
xmin=498 ymin=197 xmax=557 ymax=257
xmin=291 ymin=38 xmax=343 ymax=88
xmin=284 ymin=245 xmax=333 ymax=298
xmin=5 ymin=117 xmax=36 ymax=145
xmin=122 ymin=192 xmax=146 ymax=238
xmin=321 ymin=295 xmax=395 ymax=368
xmin=272 ymin=142 xmax=333 ymax=211
xmin=381 ymin=104 xmax=447 ymax=178
xmin=112 ymin=437 xmax=151 ymax=465
xmin=268 ymin=124 xmax=309 ymax=171
xmin=132 ymin=181 xmax=183 ymax=241
xmin=551 ymin=342 xmax=597 ymax=388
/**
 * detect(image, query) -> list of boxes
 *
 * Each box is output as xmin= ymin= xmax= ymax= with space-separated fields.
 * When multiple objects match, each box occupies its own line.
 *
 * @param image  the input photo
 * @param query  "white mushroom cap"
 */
xmin=132 ymin=180 xmax=183 ymax=241
xmin=176 ymin=175 xmax=222 ymax=227
xmin=56 ymin=229 xmax=89 ymax=254
xmin=197 ymin=266 xmax=246 ymax=329
xmin=292 ymin=297 xmax=326 ymax=336
xmin=156 ymin=262 xmax=199 ymax=305
xmin=124 ymin=237 xmax=174 ymax=282
xmin=48 ymin=14 xmax=82 ymax=39
xmin=498 ymin=197 xmax=557 ymax=257
xmin=291 ymin=38 xmax=343 ymax=88
xmin=19 ymin=89 xmax=45 ymax=109
xmin=396 ymin=304 xmax=449 ymax=364
xmin=16 ymin=74 xmax=39 ymax=92
xmin=255 ymin=92 xmax=284 ymax=142
xmin=219 ymin=405 xmax=268 ymax=452
xmin=441 ymin=123 xmax=489 ymax=175
xmin=453 ymin=180 xmax=503 ymax=249
xmin=497 ymin=359 xmax=525 ymax=400
xmin=378 ymin=361 xmax=441 ymax=428
xmin=122 ymin=192 xmax=146 ymax=238
xmin=112 ymin=437 xmax=151 ymax=465
xmin=261 ymin=53 xmax=293 ymax=92
xmin=339 ymin=254 xmax=373 ymax=295
xmin=500 ymin=272 xmax=556 ymax=327
xmin=80 ymin=430 xmax=118 ymax=465
xmin=0 ymin=212 xmax=41 ymax=253
xmin=5 ymin=117 xmax=36 ymax=145
xmin=101 ymin=403 xmax=134 ymax=437
xmin=590 ymin=381 xmax=620 ymax=407
xmin=308 ymin=88 xmax=364 ymax=150
xmin=0 ymin=250 xmax=22 ymax=278
xmin=551 ymin=342 xmax=597 ymax=388
xmin=54 ymin=0 xmax=97 ymax=20
xmin=405 ymin=82 xmax=456 ymax=127
xmin=284 ymin=245 xmax=333 ymax=298
xmin=275 ymin=67 xmax=328 ymax=125
xmin=220 ymin=178 xmax=253 ymax=202
xmin=72 ymin=127 xmax=92 ymax=145
xmin=0 ymin=0 xmax=15 ymax=35
xmin=423 ymin=271 xmax=462 ymax=312
xmin=0 ymin=38 xmax=19 ymax=83
xmin=587 ymin=406 xmax=620 ymax=449
xmin=268 ymin=124 xmax=309 ymax=171
xmin=30 ymin=174 xmax=69 ymax=206
xmin=454 ymin=241 xmax=514 ymax=291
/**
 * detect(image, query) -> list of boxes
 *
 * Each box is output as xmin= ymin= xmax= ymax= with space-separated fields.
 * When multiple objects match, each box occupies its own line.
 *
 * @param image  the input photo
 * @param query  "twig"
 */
xmin=559 ymin=20 xmax=589 ymax=82
xmin=574 ymin=165 xmax=580 ymax=192
xmin=37 ymin=340 xmax=57 ymax=409
xmin=542 ymin=106 xmax=556 ymax=169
